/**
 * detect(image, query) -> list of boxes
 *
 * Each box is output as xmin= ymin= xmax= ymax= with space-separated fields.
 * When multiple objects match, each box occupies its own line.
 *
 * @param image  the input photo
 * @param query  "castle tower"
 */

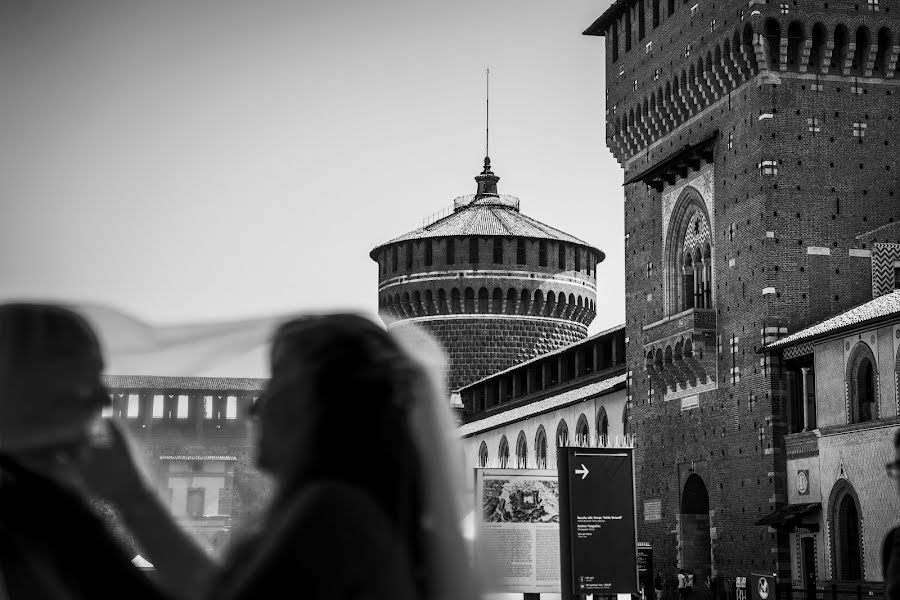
xmin=370 ymin=157 xmax=604 ymax=391
xmin=585 ymin=0 xmax=898 ymax=587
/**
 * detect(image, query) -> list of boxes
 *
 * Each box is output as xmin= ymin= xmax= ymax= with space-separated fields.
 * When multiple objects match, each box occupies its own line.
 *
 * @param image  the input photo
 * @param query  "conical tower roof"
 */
xmin=370 ymin=158 xmax=603 ymax=260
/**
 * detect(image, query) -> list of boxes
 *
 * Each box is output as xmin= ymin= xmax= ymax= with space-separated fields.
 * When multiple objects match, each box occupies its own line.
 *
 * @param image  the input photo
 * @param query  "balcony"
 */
xmin=785 ymin=430 xmax=819 ymax=459
xmin=642 ymin=308 xmax=717 ymax=398
xmin=642 ymin=307 xmax=717 ymax=342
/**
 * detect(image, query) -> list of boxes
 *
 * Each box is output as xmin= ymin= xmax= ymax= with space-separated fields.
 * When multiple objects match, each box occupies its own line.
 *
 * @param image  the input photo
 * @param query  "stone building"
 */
xmin=101 ymin=375 xmax=271 ymax=554
xmin=762 ymin=290 xmax=900 ymax=590
xmin=583 ymin=0 xmax=899 ymax=589
xmin=458 ymin=324 xmax=628 ymax=472
xmin=370 ymin=157 xmax=604 ymax=392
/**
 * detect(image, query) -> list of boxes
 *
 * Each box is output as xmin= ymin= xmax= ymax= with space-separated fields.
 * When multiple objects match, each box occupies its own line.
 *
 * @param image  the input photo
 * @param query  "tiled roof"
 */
xmin=765 ymin=290 xmax=900 ymax=350
xmin=457 ymin=323 xmax=625 ymax=392
xmin=159 ymin=455 xmax=238 ymax=461
xmin=458 ymin=373 xmax=626 ymax=437
xmin=370 ymin=195 xmax=602 ymax=258
xmin=102 ymin=375 xmax=268 ymax=391
xmin=856 ymin=221 xmax=900 ymax=241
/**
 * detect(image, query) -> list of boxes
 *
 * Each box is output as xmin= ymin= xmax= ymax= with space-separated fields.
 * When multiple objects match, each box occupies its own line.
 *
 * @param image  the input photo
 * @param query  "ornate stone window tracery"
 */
xmin=666 ymin=188 xmax=714 ymax=315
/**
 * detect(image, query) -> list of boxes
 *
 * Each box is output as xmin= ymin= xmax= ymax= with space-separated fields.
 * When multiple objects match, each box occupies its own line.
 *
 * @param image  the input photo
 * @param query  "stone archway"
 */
xmin=680 ymin=474 xmax=712 ymax=582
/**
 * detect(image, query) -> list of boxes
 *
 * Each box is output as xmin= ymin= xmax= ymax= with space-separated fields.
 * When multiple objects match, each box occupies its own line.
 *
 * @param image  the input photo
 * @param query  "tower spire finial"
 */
xmin=485 ymin=67 xmax=490 ymax=160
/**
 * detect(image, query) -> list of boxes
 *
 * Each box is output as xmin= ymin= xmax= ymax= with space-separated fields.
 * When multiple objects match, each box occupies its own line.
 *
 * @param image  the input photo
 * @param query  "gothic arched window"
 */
xmin=666 ymin=188 xmax=713 ymax=315
xmin=535 ymin=426 xmax=548 ymax=469
xmin=498 ymin=436 xmax=510 ymax=469
xmin=847 ymin=343 xmax=878 ymax=423
xmin=575 ymin=414 xmax=590 ymax=446
xmin=478 ymin=441 xmax=489 ymax=468
xmin=556 ymin=419 xmax=569 ymax=447
xmin=516 ymin=431 xmax=528 ymax=469
xmin=596 ymin=407 xmax=609 ymax=447
xmin=829 ymin=481 xmax=864 ymax=581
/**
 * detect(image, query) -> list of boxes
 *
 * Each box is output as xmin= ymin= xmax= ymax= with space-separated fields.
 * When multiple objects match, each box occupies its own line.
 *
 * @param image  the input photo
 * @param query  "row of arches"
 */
xmin=645 ymin=336 xmax=711 ymax=391
xmin=477 ymin=411 xmax=612 ymax=469
xmin=764 ymin=19 xmax=899 ymax=78
xmin=611 ymin=20 xmax=899 ymax=158
xmin=379 ymin=286 xmax=597 ymax=324
xmin=612 ymin=24 xmax=759 ymax=158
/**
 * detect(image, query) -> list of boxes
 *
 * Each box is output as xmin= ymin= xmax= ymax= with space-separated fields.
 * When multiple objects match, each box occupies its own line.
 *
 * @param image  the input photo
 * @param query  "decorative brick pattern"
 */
xmin=873 ymin=243 xmax=900 ymax=297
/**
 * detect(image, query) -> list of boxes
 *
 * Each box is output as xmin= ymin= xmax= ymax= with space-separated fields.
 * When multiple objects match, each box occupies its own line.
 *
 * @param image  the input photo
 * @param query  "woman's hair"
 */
xmin=0 ymin=303 xmax=101 ymax=375
xmin=266 ymin=314 xmax=426 ymax=577
xmin=265 ymin=314 xmax=479 ymax=600
xmin=0 ymin=303 xmax=104 ymax=450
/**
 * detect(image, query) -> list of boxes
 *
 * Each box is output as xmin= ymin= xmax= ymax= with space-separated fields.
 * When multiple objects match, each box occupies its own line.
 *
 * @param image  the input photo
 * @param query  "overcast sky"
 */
xmin=0 ymin=0 xmax=623 ymax=335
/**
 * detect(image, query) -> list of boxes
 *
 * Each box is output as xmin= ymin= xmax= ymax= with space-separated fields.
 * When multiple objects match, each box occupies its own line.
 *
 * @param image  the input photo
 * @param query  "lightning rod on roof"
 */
xmin=485 ymin=67 xmax=490 ymax=160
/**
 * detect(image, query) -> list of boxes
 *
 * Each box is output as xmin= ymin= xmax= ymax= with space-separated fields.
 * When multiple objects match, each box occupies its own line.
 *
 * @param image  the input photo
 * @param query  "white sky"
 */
xmin=0 ymin=0 xmax=624 ymax=335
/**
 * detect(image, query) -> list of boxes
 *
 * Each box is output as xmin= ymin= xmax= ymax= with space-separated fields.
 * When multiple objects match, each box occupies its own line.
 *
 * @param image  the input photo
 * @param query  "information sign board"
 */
xmin=558 ymin=447 xmax=638 ymax=597
xmin=474 ymin=468 xmax=561 ymax=594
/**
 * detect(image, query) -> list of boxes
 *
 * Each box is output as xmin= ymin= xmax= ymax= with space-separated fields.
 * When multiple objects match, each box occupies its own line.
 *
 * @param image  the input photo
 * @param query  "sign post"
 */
xmin=558 ymin=447 xmax=638 ymax=600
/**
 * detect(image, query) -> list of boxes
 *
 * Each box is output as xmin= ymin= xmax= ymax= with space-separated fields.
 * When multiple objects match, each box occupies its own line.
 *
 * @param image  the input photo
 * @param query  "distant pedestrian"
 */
xmin=655 ymin=571 xmax=664 ymax=600
xmin=685 ymin=570 xmax=694 ymax=600
xmin=678 ymin=569 xmax=686 ymax=600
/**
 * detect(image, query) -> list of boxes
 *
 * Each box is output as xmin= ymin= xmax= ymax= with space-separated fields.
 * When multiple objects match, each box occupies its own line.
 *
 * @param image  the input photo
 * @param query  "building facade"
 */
xmin=459 ymin=324 xmax=628 ymax=476
xmin=764 ymin=290 xmax=900 ymax=591
xmin=370 ymin=158 xmax=604 ymax=392
xmin=101 ymin=375 xmax=271 ymax=554
xmin=584 ymin=0 xmax=899 ymax=589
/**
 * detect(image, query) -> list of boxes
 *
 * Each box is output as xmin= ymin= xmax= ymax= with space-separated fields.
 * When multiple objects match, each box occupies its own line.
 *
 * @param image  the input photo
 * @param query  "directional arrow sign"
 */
xmin=558 ymin=447 xmax=638 ymax=597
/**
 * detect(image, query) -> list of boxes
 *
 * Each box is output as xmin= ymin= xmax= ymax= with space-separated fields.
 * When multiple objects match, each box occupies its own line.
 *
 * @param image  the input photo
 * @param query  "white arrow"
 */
xmin=575 ymin=464 xmax=589 ymax=480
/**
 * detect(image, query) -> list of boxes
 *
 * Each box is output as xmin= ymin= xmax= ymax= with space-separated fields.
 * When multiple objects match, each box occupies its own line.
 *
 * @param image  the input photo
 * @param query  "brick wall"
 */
xmin=390 ymin=317 xmax=587 ymax=390
xmin=590 ymin=0 xmax=900 ymax=580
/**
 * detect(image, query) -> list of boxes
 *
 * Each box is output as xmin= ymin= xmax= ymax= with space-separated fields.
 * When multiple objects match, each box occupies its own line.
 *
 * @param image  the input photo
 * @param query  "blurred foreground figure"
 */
xmin=883 ymin=429 xmax=900 ymax=600
xmin=0 ymin=303 xmax=167 ymax=599
xmin=81 ymin=313 xmax=479 ymax=600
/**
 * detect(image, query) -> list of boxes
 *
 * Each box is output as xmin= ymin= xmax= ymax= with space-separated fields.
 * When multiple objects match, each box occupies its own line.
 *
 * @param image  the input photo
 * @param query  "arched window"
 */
xmin=596 ymin=408 xmax=609 ymax=447
xmin=535 ymin=426 xmax=548 ymax=469
xmin=666 ymin=188 xmax=713 ymax=315
xmin=516 ymin=431 xmax=528 ymax=468
xmin=576 ymin=414 xmax=590 ymax=446
xmin=829 ymin=481 xmax=864 ymax=581
xmin=847 ymin=343 xmax=878 ymax=423
xmin=498 ymin=436 xmax=510 ymax=469
xmin=556 ymin=419 xmax=569 ymax=447
xmin=478 ymin=441 xmax=489 ymax=468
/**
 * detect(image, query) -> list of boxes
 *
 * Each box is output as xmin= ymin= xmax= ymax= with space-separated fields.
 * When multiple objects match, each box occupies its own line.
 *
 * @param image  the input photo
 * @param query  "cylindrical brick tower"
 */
xmin=370 ymin=157 xmax=604 ymax=391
